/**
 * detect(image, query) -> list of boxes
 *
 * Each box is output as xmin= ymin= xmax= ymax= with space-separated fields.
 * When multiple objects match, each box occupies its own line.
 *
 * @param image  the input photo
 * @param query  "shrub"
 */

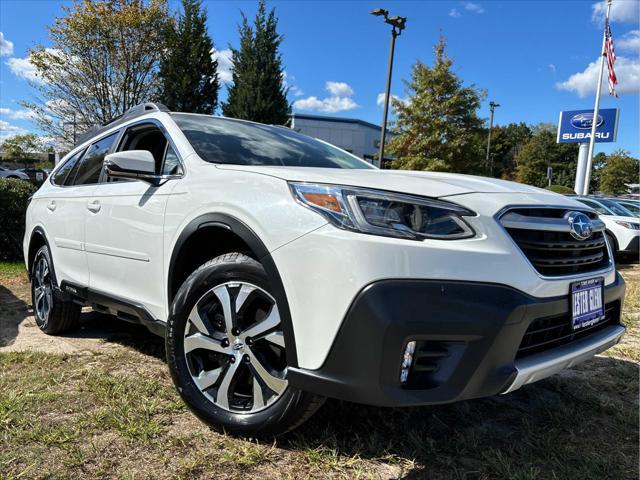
xmin=0 ymin=178 xmax=37 ymax=260
xmin=545 ymin=184 xmax=574 ymax=194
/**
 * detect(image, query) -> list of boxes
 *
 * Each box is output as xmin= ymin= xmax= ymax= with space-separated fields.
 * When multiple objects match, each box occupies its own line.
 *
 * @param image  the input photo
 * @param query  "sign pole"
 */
xmin=583 ymin=0 xmax=612 ymax=195
xmin=575 ymin=143 xmax=589 ymax=194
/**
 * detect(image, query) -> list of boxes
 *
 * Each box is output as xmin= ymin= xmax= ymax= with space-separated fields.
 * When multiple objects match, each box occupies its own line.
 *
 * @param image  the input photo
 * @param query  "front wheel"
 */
xmin=166 ymin=253 xmax=324 ymax=437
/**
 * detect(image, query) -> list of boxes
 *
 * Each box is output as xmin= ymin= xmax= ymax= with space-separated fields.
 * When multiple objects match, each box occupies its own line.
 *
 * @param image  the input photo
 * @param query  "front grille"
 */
xmin=516 ymin=301 xmax=620 ymax=359
xmin=500 ymin=208 xmax=610 ymax=276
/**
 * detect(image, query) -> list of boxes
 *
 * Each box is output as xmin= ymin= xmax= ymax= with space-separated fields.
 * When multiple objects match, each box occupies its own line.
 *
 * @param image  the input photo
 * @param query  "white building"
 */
xmin=290 ymin=113 xmax=393 ymax=168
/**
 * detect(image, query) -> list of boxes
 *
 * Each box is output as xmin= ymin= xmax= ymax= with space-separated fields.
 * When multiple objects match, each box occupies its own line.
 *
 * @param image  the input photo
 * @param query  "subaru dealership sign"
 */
xmin=557 ymin=108 xmax=619 ymax=143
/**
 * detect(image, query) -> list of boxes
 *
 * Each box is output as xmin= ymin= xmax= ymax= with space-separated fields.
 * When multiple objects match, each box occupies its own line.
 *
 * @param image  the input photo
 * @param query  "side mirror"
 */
xmin=105 ymin=150 xmax=163 ymax=185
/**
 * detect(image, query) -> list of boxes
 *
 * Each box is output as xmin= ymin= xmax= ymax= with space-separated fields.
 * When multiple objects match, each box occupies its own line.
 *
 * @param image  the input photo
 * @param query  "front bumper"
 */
xmin=620 ymin=235 xmax=639 ymax=255
xmin=288 ymin=272 xmax=625 ymax=407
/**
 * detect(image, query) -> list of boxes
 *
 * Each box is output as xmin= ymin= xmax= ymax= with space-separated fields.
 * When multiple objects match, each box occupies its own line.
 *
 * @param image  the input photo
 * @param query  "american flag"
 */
xmin=605 ymin=21 xmax=618 ymax=97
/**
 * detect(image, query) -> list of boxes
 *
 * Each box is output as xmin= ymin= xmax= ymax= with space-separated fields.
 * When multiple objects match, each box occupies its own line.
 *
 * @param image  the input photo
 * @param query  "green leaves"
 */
xmin=388 ymin=36 xmax=486 ymax=173
xmin=598 ymin=150 xmax=639 ymax=194
xmin=221 ymin=0 xmax=290 ymax=125
xmin=515 ymin=130 xmax=579 ymax=188
xmin=159 ymin=0 xmax=219 ymax=114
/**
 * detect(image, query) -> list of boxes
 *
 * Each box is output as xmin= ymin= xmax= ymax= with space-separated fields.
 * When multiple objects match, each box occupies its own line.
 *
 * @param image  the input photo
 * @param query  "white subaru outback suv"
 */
xmin=24 ymin=103 xmax=626 ymax=436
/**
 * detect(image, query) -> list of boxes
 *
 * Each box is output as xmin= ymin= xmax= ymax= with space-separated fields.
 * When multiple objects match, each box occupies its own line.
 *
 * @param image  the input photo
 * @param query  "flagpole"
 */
xmin=583 ymin=0 xmax=613 ymax=195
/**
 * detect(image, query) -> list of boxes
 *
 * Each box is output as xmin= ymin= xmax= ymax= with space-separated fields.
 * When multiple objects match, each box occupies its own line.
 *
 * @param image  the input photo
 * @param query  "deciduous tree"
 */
xmin=23 ymin=0 xmax=170 ymax=147
xmin=515 ymin=127 xmax=578 ymax=189
xmin=159 ymin=0 xmax=218 ymax=113
xmin=599 ymin=150 xmax=639 ymax=194
xmin=1 ymin=134 xmax=44 ymax=166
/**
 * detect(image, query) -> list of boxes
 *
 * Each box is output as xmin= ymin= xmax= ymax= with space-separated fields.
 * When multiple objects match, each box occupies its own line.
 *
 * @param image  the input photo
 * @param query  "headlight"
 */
xmin=290 ymin=182 xmax=476 ymax=240
xmin=614 ymin=220 xmax=640 ymax=230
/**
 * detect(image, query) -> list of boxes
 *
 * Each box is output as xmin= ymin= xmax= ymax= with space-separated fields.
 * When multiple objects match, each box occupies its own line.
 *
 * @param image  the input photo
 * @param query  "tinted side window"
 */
xmin=119 ymin=124 xmax=168 ymax=174
xmin=52 ymin=149 xmax=85 ymax=185
xmin=72 ymin=132 xmax=118 ymax=185
xmin=578 ymin=199 xmax=609 ymax=215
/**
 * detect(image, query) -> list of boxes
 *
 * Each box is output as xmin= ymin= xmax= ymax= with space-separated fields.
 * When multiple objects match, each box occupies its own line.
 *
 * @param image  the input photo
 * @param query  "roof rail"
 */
xmin=74 ymin=102 xmax=169 ymax=147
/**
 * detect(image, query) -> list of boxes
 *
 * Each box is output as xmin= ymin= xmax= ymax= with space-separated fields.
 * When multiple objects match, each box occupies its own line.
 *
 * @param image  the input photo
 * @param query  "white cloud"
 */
xmin=548 ymin=63 xmax=557 ymax=73
xmin=325 ymin=81 xmax=354 ymax=97
xmin=290 ymin=85 xmax=304 ymax=97
xmin=212 ymin=48 xmax=233 ymax=84
xmin=376 ymin=92 xmax=408 ymax=107
xmin=463 ymin=2 xmax=485 ymax=14
xmin=449 ymin=8 xmax=461 ymax=18
xmin=0 ymin=32 xmax=14 ymax=57
xmin=556 ymin=55 xmax=640 ymax=96
xmin=0 ymin=120 xmax=28 ymax=141
xmin=5 ymin=53 xmax=45 ymax=83
xmin=293 ymin=96 xmax=358 ymax=113
xmin=617 ymin=29 xmax=640 ymax=51
xmin=282 ymin=71 xmax=304 ymax=97
xmin=591 ymin=0 xmax=639 ymax=23
xmin=293 ymin=81 xmax=358 ymax=113
xmin=0 ymin=107 xmax=37 ymax=120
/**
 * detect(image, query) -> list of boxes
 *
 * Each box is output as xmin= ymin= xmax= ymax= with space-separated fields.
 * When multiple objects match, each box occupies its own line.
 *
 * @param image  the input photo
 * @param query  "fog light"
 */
xmin=400 ymin=341 xmax=416 ymax=383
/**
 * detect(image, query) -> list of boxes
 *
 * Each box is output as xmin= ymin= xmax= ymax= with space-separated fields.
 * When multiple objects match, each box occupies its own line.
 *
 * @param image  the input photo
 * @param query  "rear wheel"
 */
xmin=31 ymin=245 xmax=81 ymax=334
xmin=166 ymin=253 xmax=324 ymax=437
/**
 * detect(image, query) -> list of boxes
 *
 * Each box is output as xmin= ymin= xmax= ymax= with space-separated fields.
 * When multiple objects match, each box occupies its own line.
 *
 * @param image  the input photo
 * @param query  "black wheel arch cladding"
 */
xmin=168 ymin=213 xmax=299 ymax=368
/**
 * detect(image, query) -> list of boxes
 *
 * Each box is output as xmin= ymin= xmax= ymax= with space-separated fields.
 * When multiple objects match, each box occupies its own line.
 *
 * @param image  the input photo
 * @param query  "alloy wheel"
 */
xmin=183 ymin=281 xmax=288 ymax=413
xmin=33 ymin=255 xmax=53 ymax=326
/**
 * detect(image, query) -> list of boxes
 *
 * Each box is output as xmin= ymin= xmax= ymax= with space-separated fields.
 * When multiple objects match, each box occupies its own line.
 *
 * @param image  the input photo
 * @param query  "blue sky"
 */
xmin=1 ymin=0 xmax=639 ymax=156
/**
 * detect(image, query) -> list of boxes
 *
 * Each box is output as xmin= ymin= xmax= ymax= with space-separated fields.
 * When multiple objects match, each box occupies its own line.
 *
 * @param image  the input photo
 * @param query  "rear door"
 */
xmin=84 ymin=120 xmax=183 ymax=320
xmin=41 ymin=132 xmax=119 ymax=286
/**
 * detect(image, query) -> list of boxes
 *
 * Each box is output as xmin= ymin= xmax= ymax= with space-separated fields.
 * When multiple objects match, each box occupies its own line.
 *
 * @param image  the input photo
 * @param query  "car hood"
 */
xmin=214 ymin=165 xmax=549 ymax=198
xmin=601 ymin=214 xmax=640 ymax=223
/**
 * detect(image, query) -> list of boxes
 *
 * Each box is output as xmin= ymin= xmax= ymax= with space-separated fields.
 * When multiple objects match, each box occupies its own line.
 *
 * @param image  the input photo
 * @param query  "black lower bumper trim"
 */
xmin=620 ymin=236 xmax=639 ymax=255
xmin=288 ymin=273 xmax=625 ymax=407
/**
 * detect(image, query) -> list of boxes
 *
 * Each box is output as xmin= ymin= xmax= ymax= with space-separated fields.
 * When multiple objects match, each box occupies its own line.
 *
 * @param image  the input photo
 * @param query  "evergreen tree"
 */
xmin=159 ymin=0 xmax=218 ymax=113
xmin=222 ymin=0 xmax=289 ymax=125
xmin=388 ymin=36 xmax=486 ymax=173
xmin=515 ymin=127 xmax=578 ymax=188
xmin=599 ymin=150 xmax=639 ymax=194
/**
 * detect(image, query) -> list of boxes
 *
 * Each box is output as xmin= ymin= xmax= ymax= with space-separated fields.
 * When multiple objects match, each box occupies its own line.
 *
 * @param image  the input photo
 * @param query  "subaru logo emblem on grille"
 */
xmin=566 ymin=211 xmax=593 ymax=240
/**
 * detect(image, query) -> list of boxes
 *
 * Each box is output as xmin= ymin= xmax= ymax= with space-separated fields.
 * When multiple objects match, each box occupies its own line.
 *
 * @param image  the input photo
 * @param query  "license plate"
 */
xmin=571 ymin=277 xmax=604 ymax=330
xmin=36 ymin=172 xmax=43 ymax=181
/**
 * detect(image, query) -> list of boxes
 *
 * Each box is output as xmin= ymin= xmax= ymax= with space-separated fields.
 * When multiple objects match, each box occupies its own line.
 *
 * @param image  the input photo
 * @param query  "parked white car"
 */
xmin=23 ymin=103 xmax=626 ymax=436
xmin=613 ymin=198 xmax=640 ymax=217
xmin=0 ymin=166 xmax=30 ymax=180
xmin=573 ymin=196 xmax=640 ymax=258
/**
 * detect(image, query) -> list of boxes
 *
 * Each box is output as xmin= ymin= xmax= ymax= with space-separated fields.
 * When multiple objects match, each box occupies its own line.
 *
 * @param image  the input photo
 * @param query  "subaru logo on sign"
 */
xmin=566 ymin=211 xmax=593 ymax=241
xmin=570 ymin=113 xmax=603 ymax=130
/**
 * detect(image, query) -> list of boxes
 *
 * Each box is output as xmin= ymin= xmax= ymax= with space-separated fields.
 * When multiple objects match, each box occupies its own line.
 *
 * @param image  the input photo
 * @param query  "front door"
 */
xmin=84 ymin=121 xmax=182 ymax=320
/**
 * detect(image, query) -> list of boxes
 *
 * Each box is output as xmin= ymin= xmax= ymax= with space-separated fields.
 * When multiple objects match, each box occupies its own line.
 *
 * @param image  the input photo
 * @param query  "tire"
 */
xmin=31 ymin=245 xmax=81 ymax=334
xmin=166 ymin=252 xmax=325 ymax=437
xmin=605 ymin=232 xmax=618 ymax=257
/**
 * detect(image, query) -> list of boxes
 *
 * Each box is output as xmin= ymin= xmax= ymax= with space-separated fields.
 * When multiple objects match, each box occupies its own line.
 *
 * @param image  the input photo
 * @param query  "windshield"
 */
xmin=598 ymin=198 xmax=635 ymax=217
xmin=172 ymin=113 xmax=375 ymax=169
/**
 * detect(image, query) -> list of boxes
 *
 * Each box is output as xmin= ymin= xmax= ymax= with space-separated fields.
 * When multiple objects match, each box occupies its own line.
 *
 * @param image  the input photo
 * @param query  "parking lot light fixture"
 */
xmin=371 ymin=8 xmax=407 ymax=167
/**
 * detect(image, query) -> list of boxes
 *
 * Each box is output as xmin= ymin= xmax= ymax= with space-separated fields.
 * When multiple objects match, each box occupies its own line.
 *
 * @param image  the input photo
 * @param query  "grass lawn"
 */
xmin=0 ymin=263 xmax=638 ymax=479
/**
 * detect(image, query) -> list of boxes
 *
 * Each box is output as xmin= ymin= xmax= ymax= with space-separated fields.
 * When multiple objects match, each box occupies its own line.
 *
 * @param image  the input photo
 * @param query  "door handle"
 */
xmin=47 ymin=200 xmax=56 ymax=212
xmin=87 ymin=200 xmax=101 ymax=213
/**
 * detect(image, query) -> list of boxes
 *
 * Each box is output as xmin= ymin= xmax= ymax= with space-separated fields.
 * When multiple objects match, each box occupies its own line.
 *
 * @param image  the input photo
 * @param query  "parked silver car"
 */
xmin=0 ymin=166 xmax=30 ymax=180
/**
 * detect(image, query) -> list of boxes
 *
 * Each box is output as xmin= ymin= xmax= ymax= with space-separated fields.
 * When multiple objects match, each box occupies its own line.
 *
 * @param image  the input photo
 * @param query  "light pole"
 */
xmin=486 ymin=101 xmax=500 ymax=176
xmin=371 ymin=8 xmax=406 ymax=167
